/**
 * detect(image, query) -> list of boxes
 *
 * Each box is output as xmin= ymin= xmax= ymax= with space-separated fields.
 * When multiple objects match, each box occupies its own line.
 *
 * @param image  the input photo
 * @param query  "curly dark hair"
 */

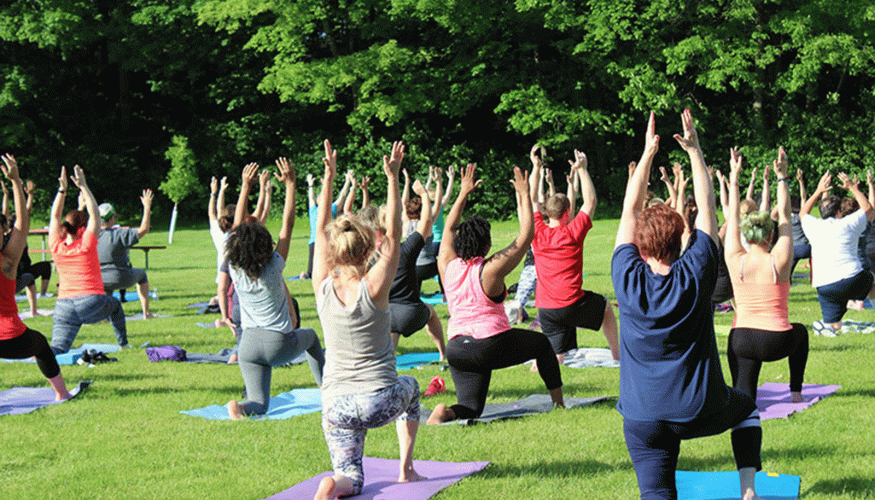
xmin=225 ymin=221 xmax=274 ymax=280
xmin=820 ymin=195 xmax=841 ymax=219
xmin=405 ymin=198 xmax=422 ymax=220
xmin=453 ymin=216 xmax=491 ymax=261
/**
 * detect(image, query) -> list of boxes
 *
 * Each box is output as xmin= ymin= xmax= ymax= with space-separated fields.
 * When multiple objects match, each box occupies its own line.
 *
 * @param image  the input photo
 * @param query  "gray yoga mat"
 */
xmin=424 ymin=394 xmax=613 ymax=425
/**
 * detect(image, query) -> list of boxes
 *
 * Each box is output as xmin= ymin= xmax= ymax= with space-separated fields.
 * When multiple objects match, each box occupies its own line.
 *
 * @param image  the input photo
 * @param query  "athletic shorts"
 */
xmin=538 ymin=291 xmax=607 ymax=354
xmin=389 ymin=301 xmax=430 ymax=337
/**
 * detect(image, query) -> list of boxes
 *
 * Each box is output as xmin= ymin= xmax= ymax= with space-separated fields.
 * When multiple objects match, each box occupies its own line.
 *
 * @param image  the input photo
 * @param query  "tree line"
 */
xmin=1 ymin=0 xmax=872 ymax=222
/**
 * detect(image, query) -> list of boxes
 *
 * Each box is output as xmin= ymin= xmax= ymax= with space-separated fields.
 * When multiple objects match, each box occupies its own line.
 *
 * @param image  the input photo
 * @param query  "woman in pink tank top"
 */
xmin=725 ymin=147 xmax=808 ymax=403
xmin=427 ymin=164 xmax=564 ymax=425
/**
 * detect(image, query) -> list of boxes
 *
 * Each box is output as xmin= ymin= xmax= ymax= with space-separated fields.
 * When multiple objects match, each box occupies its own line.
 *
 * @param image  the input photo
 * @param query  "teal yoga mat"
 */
xmin=676 ymin=470 xmax=800 ymax=500
xmin=180 ymin=388 xmax=322 ymax=420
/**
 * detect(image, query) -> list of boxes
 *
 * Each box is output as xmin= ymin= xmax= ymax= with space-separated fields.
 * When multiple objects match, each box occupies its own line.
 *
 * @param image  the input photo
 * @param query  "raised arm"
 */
xmin=342 ymin=176 xmax=356 ymax=217
xmin=273 ymin=157 xmax=297 ymax=261
xmin=438 ymin=163 xmax=481 ymax=273
xmin=233 ymin=163 xmax=259 ymax=228
xmin=482 ymin=167 xmax=533 ymax=294
xmin=675 ymin=168 xmax=689 ymax=217
xmin=307 ymin=173 xmax=316 ymax=209
xmin=412 ymin=179 xmax=433 ymax=239
xmin=430 ymin=167 xmax=443 ymax=226
xmin=360 ymin=176 xmax=371 ymax=209
xmin=70 ymin=166 xmax=100 ymax=238
xmin=311 ymin=140 xmax=337 ymax=292
xmin=208 ymin=177 xmax=219 ymax=222
xmin=572 ymin=150 xmax=596 ymax=217
xmin=137 ymin=189 xmax=153 ymax=238
xmin=528 ymin=145 xmax=543 ymax=212
xmin=796 ymin=168 xmax=807 ymax=206
xmin=0 ymin=154 xmax=27 ymax=279
xmin=772 ymin=148 xmax=793 ymax=280
xmin=545 ymin=168 xmax=556 ymax=197
xmin=838 ymin=172 xmax=875 ymax=221
xmin=217 ymin=176 xmax=228 ymax=217
xmin=335 ymin=169 xmax=353 ymax=209
xmin=365 ymin=141 xmax=405 ymax=304
xmin=800 ymin=171 xmax=831 ymax=218
xmin=566 ymin=171 xmax=577 ymax=216
xmin=253 ymin=170 xmax=272 ymax=224
xmin=49 ymin=167 xmax=69 ymax=245
xmin=673 ymin=109 xmax=717 ymax=242
xmin=616 ymin=112 xmax=659 ymax=248
xmin=746 ymin=167 xmax=758 ymax=203
xmin=867 ymin=170 xmax=874 ymax=207
xmin=1 ymin=180 xmax=8 ymax=218
xmin=442 ymin=165 xmax=455 ymax=206
xmin=725 ymin=147 xmax=746 ymax=261
xmin=760 ymin=166 xmax=770 ymax=213
xmin=715 ymin=169 xmax=729 ymax=215
xmin=660 ymin=166 xmax=678 ymax=209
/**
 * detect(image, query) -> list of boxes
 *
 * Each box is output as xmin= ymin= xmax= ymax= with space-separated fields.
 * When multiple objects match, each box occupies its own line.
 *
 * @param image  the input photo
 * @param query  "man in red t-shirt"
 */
xmin=529 ymin=147 xmax=619 ymax=366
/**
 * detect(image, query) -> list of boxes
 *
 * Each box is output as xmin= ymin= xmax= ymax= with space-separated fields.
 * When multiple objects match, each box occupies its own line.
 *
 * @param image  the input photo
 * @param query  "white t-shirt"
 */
xmin=801 ymin=210 xmax=868 ymax=288
xmin=209 ymin=220 xmax=231 ymax=283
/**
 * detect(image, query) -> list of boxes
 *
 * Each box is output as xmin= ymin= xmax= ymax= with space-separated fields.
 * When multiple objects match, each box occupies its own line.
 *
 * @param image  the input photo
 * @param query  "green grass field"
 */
xmin=1 ymin=217 xmax=873 ymax=499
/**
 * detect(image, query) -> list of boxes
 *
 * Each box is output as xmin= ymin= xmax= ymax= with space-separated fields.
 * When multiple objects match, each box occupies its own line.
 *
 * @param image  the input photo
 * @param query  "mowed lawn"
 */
xmin=1 ymin=216 xmax=873 ymax=499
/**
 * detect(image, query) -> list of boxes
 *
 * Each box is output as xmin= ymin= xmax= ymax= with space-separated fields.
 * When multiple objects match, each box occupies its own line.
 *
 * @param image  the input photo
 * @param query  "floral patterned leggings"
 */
xmin=321 ymin=376 xmax=420 ymax=495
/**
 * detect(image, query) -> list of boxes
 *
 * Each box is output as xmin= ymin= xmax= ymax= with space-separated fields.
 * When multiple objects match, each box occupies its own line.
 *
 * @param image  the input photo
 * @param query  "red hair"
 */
xmin=635 ymin=204 xmax=684 ymax=263
xmin=63 ymin=210 xmax=89 ymax=238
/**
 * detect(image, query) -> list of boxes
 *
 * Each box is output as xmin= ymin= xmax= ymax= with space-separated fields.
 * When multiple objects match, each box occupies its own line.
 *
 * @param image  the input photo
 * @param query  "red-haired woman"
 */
xmin=49 ymin=166 xmax=127 ymax=354
xmin=612 ymin=111 xmax=762 ymax=500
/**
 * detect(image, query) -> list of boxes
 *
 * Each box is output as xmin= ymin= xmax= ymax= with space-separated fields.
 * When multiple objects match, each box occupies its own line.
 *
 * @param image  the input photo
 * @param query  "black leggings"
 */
xmin=0 ymin=328 xmax=61 ymax=379
xmin=447 ymin=328 xmax=562 ymax=420
xmin=728 ymin=324 xmax=809 ymax=399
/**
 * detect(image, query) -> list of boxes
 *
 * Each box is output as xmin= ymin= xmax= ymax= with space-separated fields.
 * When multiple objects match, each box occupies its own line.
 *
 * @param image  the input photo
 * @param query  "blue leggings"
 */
xmin=321 ymin=377 xmax=420 ymax=496
xmin=623 ymin=387 xmax=761 ymax=500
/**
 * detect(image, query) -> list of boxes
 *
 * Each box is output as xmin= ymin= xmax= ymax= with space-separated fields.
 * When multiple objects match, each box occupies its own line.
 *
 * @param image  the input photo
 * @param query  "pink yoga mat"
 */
xmin=757 ymin=383 xmax=840 ymax=421
xmin=265 ymin=457 xmax=489 ymax=500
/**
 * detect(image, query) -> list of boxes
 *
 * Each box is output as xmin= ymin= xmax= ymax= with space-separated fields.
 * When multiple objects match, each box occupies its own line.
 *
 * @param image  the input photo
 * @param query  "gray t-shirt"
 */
xmin=229 ymin=252 xmax=293 ymax=333
xmin=317 ymin=277 xmax=397 ymax=400
xmin=97 ymin=227 xmax=139 ymax=268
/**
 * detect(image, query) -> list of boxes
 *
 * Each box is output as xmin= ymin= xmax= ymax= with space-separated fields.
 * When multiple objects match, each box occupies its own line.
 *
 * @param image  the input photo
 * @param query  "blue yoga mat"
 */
xmin=676 ymin=470 xmax=800 ymax=500
xmin=1 ymin=343 xmax=121 ymax=366
xmin=180 ymin=388 xmax=322 ymax=420
xmin=420 ymin=293 xmax=444 ymax=305
xmin=0 ymin=381 xmax=90 ymax=416
xmin=396 ymin=351 xmax=441 ymax=370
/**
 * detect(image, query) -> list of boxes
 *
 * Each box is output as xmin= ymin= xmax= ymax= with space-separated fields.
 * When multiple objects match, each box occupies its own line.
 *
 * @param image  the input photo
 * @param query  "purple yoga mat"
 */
xmin=265 ymin=457 xmax=489 ymax=500
xmin=0 ymin=381 xmax=89 ymax=416
xmin=757 ymin=383 xmax=840 ymax=421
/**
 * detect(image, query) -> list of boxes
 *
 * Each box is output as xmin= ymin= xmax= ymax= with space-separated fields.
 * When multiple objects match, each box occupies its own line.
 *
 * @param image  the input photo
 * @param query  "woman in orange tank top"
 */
xmin=724 ymin=147 xmax=809 ymax=403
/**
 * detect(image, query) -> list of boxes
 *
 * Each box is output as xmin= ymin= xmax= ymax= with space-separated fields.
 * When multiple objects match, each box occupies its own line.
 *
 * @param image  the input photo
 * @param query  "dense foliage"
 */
xmin=2 ymin=0 xmax=874 ymax=220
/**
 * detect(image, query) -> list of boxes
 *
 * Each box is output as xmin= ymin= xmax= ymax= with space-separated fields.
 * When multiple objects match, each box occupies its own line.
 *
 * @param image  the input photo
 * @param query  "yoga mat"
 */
xmin=125 ymin=313 xmax=171 ymax=321
xmin=196 ymin=321 xmax=220 ymax=328
xmin=0 ymin=381 xmax=90 ymax=416
xmin=426 ymin=394 xmax=613 ymax=425
xmin=18 ymin=308 xmax=54 ymax=319
xmin=265 ymin=457 xmax=489 ymax=500
xmin=420 ymin=293 xmax=443 ymax=305
xmin=0 ymin=343 xmax=121 ymax=366
xmin=676 ymin=470 xmax=800 ymax=500
xmin=183 ymin=348 xmax=235 ymax=363
xmin=110 ymin=290 xmax=157 ymax=300
xmin=15 ymin=293 xmax=54 ymax=302
xmin=560 ymin=348 xmax=620 ymax=368
xmin=187 ymin=301 xmax=211 ymax=309
xmin=180 ymin=387 xmax=322 ymax=420
xmin=396 ymin=352 xmax=441 ymax=370
xmin=757 ymin=383 xmax=840 ymax=421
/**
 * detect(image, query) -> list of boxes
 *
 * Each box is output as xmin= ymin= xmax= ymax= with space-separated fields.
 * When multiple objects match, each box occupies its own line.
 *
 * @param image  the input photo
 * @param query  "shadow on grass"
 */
xmin=677 ymin=442 xmax=841 ymax=471
xmin=805 ymin=476 xmax=875 ymax=496
xmin=482 ymin=458 xmax=629 ymax=478
xmin=808 ymin=344 xmax=868 ymax=353
xmin=831 ymin=388 xmax=875 ymax=398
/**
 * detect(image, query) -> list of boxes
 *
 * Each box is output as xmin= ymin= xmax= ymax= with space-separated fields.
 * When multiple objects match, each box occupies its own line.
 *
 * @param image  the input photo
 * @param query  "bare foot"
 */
xmin=30 ymin=310 xmax=41 ymax=317
xmin=426 ymin=403 xmax=456 ymax=425
xmin=790 ymin=391 xmax=806 ymax=403
xmin=530 ymin=360 xmax=539 ymax=372
xmin=314 ymin=476 xmax=337 ymax=500
xmin=227 ymin=400 xmax=245 ymax=420
xmin=54 ymin=391 xmax=73 ymax=401
xmin=398 ymin=468 xmax=426 ymax=483
xmin=227 ymin=354 xmax=238 ymax=364
xmin=848 ymin=300 xmax=865 ymax=311
xmin=742 ymin=489 xmax=762 ymax=500
xmin=142 ymin=312 xmax=155 ymax=320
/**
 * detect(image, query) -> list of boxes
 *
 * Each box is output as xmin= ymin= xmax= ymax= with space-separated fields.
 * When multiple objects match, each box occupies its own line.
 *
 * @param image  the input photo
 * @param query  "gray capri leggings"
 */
xmin=237 ymin=327 xmax=325 ymax=415
xmin=101 ymin=266 xmax=147 ymax=292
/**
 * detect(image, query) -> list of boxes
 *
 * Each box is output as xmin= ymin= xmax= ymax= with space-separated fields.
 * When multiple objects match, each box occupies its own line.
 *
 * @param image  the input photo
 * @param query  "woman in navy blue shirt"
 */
xmin=611 ymin=110 xmax=762 ymax=500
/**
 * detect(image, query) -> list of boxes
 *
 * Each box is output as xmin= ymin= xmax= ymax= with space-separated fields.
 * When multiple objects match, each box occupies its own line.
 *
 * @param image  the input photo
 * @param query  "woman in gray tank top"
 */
xmin=312 ymin=140 xmax=425 ymax=500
